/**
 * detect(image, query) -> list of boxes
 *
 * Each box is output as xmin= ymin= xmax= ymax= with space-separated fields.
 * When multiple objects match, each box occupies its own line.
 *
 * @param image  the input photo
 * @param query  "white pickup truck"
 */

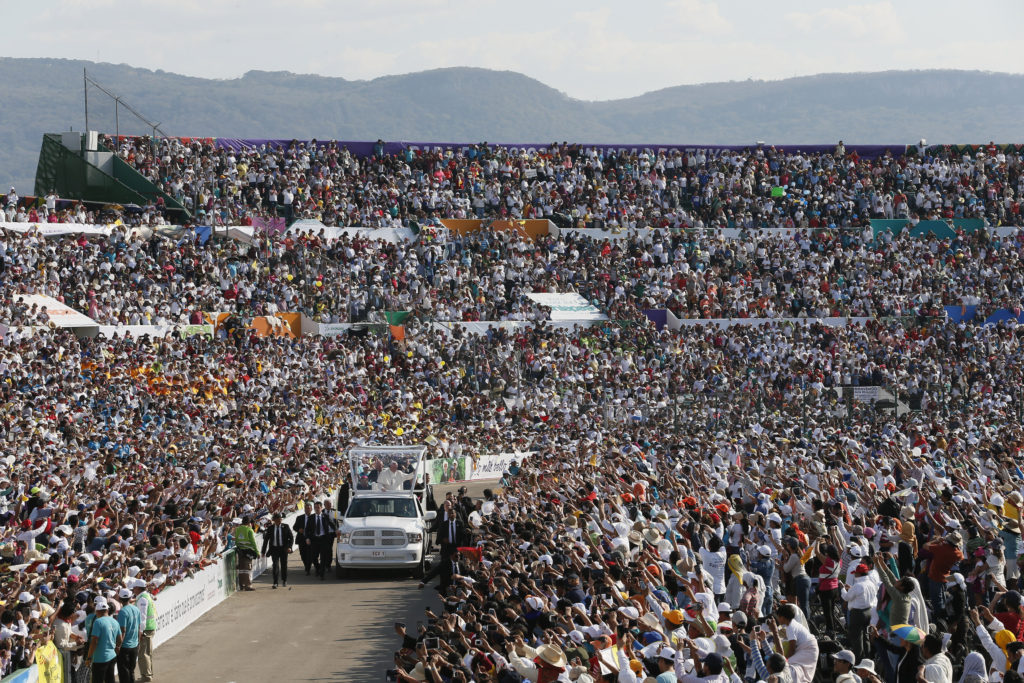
xmin=335 ymin=445 xmax=436 ymax=578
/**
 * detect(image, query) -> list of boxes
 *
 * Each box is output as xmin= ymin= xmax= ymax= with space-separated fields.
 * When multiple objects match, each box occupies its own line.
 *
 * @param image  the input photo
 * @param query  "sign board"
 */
xmin=152 ymin=552 xmax=234 ymax=648
xmin=426 ymin=452 xmax=532 ymax=484
xmin=850 ymin=386 xmax=880 ymax=402
xmin=525 ymin=293 xmax=607 ymax=321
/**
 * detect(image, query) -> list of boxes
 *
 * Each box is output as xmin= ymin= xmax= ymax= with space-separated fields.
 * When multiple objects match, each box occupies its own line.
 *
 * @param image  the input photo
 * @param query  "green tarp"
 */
xmin=383 ymin=311 xmax=411 ymax=325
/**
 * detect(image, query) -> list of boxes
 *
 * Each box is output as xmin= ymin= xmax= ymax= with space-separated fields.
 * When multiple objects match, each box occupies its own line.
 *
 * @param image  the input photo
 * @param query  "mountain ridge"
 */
xmin=1 ymin=58 xmax=1022 ymax=192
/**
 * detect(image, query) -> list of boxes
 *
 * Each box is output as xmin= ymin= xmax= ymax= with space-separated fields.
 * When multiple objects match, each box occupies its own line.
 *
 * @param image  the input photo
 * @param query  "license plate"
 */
xmin=372 ymin=551 xmax=385 ymax=558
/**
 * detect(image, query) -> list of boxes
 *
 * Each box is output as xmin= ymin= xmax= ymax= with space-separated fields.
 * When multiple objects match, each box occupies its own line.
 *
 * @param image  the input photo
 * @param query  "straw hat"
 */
xmin=536 ymin=643 xmax=568 ymax=668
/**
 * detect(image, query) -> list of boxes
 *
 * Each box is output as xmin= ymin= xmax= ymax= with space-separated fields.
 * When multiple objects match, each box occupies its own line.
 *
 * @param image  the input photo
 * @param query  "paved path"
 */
xmin=154 ymin=481 xmax=494 ymax=682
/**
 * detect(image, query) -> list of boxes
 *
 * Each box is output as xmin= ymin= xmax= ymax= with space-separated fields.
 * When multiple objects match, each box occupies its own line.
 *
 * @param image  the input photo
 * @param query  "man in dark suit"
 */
xmin=261 ymin=512 xmax=294 ymax=588
xmin=430 ymin=499 xmax=466 ymax=552
xmin=336 ymin=482 xmax=350 ymax=519
xmin=322 ymin=499 xmax=339 ymax=575
xmin=304 ymin=501 xmax=336 ymax=580
xmin=293 ymin=500 xmax=315 ymax=576
xmin=418 ymin=545 xmax=462 ymax=593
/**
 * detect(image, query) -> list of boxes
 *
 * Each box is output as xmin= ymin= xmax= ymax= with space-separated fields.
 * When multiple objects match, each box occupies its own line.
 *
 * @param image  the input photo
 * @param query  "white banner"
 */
xmin=465 ymin=452 xmax=530 ymax=481
xmin=430 ymin=321 xmax=600 ymax=337
xmin=97 ymin=324 xmax=215 ymax=339
xmin=152 ymin=555 xmax=231 ymax=649
xmin=0 ymin=221 xmax=115 ymax=237
xmin=14 ymin=294 xmax=98 ymax=330
xmin=98 ymin=325 xmax=173 ymax=338
xmin=287 ymin=220 xmax=416 ymax=244
xmin=525 ymin=293 xmax=607 ymax=321
xmin=852 ymin=386 xmax=880 ymax=402
xmin=318 ymin=323 xmax=360 ymax=336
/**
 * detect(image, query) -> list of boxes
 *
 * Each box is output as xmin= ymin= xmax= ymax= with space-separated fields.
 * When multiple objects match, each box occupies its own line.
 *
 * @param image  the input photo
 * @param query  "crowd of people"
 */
xmin=390 ymin=321 xmax=1024 ymax=683
xmin=101 ymin=137 xmax=1024 ymax=230
xmin=4 ymin=200 xmax=1024 ymax=327
xmin=0 ymin=307 xmax=1021 ymax=681
xmin=0 ymin=138 xmax=1022 ymax=682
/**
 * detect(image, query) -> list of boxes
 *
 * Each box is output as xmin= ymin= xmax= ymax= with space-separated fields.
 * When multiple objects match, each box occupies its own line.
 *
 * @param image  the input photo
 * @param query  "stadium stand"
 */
xmin=0 ymin=137 xmax=1022 ymax=681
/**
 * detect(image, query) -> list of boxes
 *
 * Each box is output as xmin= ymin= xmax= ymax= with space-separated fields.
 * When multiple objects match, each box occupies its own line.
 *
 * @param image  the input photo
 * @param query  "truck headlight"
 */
xmin=406 ymin=532 xmax=422 ymax=544
xmin=339 ymin=532 xmax=351 ymax=543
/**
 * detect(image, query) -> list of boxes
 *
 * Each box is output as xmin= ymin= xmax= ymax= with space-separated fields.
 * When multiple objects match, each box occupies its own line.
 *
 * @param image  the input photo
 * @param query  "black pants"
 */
xmin=297 ymin=534 xmax=313 ymax=572
xmin=848 ymin=607 xmax=871 ymax=661
xmin=316 ymin=536 xmax=333 ymax=577
xmin=270 ymin=550 xmax=289 ymax=585
xmin=117 ymin=646 xmax=138 ymax=683
xmin=819 ymin=587 xmax=841 ymax=633
xmin=92 ymin=658 xmax=116 ymax=683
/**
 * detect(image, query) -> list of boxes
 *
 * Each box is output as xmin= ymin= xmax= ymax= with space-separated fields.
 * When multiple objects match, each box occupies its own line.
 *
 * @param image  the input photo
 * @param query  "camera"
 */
xmin=385 ymin=669 xmax=398 ymax=682
xmin=424 ymin=636 xmax=440 ymax=649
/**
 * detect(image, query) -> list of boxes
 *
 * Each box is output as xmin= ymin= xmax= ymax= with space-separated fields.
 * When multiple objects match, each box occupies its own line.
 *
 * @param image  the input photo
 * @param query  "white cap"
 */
xmin=118 ymin=587 xmax=133 ymax=599
xmin=855 ymin=660 xmax=877 ymax=674
xmin=658 ymin=647 xmax=676 ymax=661
xmin=618 ymin=605 xmax=640 ymax=620
xmin=94 ymin=597 xmax=109 ymax=611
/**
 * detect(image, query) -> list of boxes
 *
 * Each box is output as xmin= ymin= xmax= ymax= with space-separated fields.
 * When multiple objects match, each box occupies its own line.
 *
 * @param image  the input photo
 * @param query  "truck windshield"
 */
xmin=346 ymin=498 xmax=418 ymax=518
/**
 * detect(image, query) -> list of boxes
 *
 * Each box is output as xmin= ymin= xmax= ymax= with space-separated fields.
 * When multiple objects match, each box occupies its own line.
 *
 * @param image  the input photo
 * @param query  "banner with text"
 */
xmin=426 ymin=452 xmax=532 ymax=483
xmin=152 ymin=551 xmax=234 ymax=648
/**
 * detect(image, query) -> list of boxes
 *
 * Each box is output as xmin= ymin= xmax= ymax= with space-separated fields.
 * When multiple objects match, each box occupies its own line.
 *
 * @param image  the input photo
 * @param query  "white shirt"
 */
xmin=842 ymin=576 xmax=877 ymax=610
xmin=699 ymin=547 xmax=727 ymax=594
xmin=921 ymin=652 xmax=953 ymax=683
xmin=377 ymin=467 xmax=415 ymax=492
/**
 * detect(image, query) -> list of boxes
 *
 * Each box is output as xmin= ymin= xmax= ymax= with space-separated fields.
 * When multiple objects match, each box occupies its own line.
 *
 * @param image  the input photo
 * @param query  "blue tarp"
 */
xmin=945 ymin=306 xmax=1024 ymax=326
xmin=194 ymin=225 xmax=212 ymax=245
xmin=983 ymin=309 xmax=1024 ymax=326
xmin=944 ymin=305 xmax=977 ymax=323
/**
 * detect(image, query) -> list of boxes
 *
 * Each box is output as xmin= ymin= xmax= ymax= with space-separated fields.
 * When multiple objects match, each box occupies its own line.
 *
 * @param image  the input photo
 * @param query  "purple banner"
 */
xmin=643 ymin=309 xmax=668 ymax=330
xmin=253 ymin=216 xmax=286 ymax=236
xmin=213 ymin=138 xmax=901 ymax=161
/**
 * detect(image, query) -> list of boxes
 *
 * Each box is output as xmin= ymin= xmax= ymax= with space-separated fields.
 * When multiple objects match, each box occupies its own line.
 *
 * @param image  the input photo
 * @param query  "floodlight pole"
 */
xmin=84 ymin=69 xmax=89 ymax=132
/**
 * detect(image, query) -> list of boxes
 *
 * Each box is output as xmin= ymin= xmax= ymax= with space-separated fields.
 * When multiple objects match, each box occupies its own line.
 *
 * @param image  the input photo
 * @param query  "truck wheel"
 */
xmin=412 ymin=548 xmax=426 ymax=579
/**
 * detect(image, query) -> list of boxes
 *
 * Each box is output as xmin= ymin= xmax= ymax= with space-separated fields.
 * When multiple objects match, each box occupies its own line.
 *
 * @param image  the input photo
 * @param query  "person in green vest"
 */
xmin=132 ymin=579 xmax=158 ymax=683
xmin=233 ymin=515 xmax=259 ymax=592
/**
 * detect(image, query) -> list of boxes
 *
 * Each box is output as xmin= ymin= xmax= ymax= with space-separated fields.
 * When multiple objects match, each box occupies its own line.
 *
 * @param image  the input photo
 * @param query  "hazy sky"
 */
xmin=7 ymin=0 xmax=1023 ymax=100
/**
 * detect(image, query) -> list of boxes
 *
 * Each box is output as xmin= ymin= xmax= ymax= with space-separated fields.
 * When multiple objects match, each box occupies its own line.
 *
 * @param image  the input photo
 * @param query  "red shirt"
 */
xmin=994 ymin=611 xmax=1024 ymax=641
xmin=818 ymin=558 xmax=840 ymax=591
xmin=925 ymin=540 xmax=963 ymax=582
